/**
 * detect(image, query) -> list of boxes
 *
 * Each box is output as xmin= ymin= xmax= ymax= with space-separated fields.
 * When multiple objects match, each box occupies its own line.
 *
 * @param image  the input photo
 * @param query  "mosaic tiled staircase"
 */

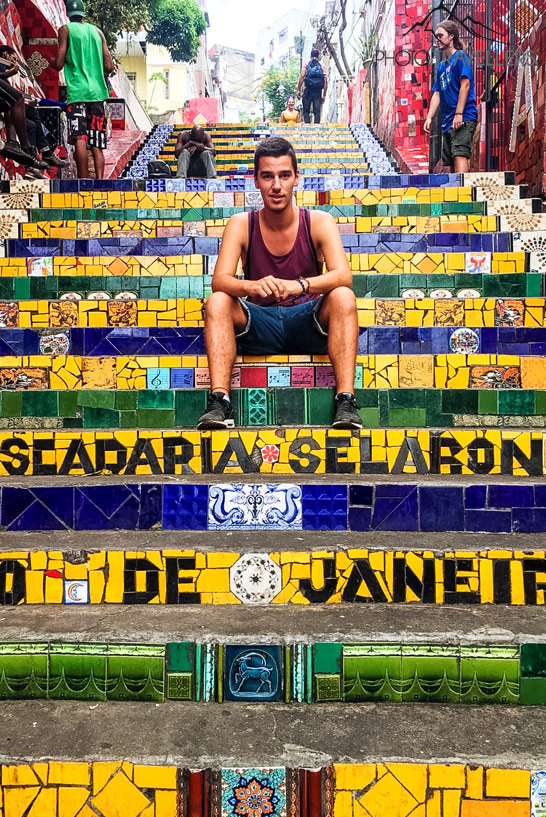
xmin=0 ymin=125 xmax=546 ymax=816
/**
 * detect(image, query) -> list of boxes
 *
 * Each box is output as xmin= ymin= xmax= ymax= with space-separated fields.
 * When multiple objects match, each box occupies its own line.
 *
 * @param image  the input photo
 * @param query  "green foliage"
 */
xmin=239 ymin=110 xmax=261 ymax=124
xmin=85 ymin=0 xmax=152 ymax=51
xmin=260 ymin=58 xmax=301 ymax=119
xmin=147 ymin=0 xmax=207 ymax=64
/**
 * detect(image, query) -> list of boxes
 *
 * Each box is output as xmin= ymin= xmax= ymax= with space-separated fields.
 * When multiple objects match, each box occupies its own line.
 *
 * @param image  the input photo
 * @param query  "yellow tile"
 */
xmin=334 ymin=790 xmax=354 ymax=817
xmin=155 ymin=790 xmax=177 ymax=817
xmin=428 ymin=764 xmax=466 ymax=790
xmin=386 ymin=763 xmax=427 ymax=803
xmin=485 ymin=769 xmax=530 ymax=799
xmin=359 ymin=771 xmax=418 ymax=817
xmin=132 ymin=765 xmax=176 ymax=790
xmin=335 ymin=764 xmax=377 ymax=791
xmin=442 ymin=789 xmax=461 ymax=817
xmin=91 ymin=763 xmax=123 ymax=795
xmin=2 ymin=765 xmax=39 ymax=786
xmin=465 ymin=767 xmax=483 ymax=800
xmin=3 ymin=787 xmax=40 ymax=817
xmin=91 ymin=771 xmax=150 ymax=817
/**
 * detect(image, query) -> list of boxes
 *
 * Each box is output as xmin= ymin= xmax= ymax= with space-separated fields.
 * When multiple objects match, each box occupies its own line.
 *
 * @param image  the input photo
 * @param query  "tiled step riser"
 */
xmin=0 ymin=170 xmax=517 ymax=194
xmin=1 ymin=353 xmax=546 ymax=392
xmin=0 ymin=430 xmax=541 ymax=477
xmin=0 ymin=251 xmax=535 ymax=279
xmin=3 ymin=325 xmax=546 ymax=356
xmin=0 ymin=272 xmax=541 ymax=300
xmin=8 ymin=231 xmax=523 ymax=255
xmin=2 ymin=543 xmax=546 ymax=597
xmin=2 ymin=387 xmax=545 ymax=430
xmin=3 ymin=295 xmax=545 ymax=328
xmin=0 ymin=640 xmax=542 ymax=706
xmin=19 ymin=215 xmax=504 ymax=240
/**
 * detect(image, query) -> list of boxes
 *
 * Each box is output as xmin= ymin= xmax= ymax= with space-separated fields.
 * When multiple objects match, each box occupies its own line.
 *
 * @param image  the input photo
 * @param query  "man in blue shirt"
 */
xmin=424 ymin=20 xmax=478 ymax=172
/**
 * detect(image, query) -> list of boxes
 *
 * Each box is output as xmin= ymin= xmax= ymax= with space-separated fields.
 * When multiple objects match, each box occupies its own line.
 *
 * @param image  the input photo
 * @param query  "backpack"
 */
xmin=147 ymin=160 xmax=172 ymax=178
xmin=304 ymin=59 xmax=324 ymax=91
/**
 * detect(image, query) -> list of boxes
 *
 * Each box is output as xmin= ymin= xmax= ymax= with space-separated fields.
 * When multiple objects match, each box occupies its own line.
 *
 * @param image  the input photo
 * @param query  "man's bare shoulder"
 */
xmin=309 ymin=208 xmax=336 ymax=228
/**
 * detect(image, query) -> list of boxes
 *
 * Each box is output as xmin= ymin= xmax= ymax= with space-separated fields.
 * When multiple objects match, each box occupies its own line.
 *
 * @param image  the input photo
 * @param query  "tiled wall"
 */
xmin=2 ymin=546 xmax=546 ymax=603
xmin=1 ymin=639 xmax=546 ymax=705
xmin=0 ymin=430 xmax=540 ymax=476
xmin=0 ymin=761 xmax=539 ymax=816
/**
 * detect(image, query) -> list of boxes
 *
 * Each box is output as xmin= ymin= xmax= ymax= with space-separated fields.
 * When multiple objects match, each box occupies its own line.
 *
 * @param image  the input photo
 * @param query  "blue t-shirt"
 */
xmin=432 ymin=50 xmax=478 ymax=132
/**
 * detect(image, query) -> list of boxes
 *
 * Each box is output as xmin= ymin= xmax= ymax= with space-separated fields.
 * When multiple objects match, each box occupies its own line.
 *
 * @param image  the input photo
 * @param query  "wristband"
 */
xmin=298 ymin=277 xmax=309 ymax=294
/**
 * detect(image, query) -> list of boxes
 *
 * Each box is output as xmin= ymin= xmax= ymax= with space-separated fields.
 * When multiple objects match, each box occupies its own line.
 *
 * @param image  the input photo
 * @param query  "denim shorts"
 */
xmin=236 ymin=296 xmax=328 ymax=355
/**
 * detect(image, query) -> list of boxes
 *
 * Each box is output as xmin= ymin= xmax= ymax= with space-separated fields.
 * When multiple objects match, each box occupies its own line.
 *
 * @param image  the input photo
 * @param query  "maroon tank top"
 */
xmin=243 ymin=208 xmax=322 ymax=307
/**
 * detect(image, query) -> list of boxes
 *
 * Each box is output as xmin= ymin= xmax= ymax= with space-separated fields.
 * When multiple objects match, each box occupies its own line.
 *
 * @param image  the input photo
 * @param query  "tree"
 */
xmin=147 ymin=0 xmax=207 ymax=64
xmin=86 ymin=0 xmax=152 ymax=51
xmin=260 ymin=58 xmax=301 ymax=119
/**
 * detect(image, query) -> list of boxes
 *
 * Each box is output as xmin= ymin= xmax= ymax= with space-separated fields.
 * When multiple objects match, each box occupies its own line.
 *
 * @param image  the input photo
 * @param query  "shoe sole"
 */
xmin=197 ymin=419 xmax=235 ymax=429
xmin=331 ymin=419 xmax=363 ymax=429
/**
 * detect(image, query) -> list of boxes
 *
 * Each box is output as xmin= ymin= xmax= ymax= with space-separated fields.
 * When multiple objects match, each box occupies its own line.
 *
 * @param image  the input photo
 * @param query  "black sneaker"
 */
xmin=197 ymin=392 xmax=235 ymax=429
xmin=332 ymin=392 xmax=362 ymax=429
xmin=44 ymin=153 xmax=69 ymax=168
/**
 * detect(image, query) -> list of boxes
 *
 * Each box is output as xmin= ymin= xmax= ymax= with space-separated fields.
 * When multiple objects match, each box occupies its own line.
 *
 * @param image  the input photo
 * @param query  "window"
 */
xmin=269 ymin=39 xmax=274 ymax=54
xmin=164 ymin=70 xmax=170 ymax=100
xmin=126 ymin=72 xmax=136 ymax=91
xmin=279 ymin=27 xmax=288 ymax=44
xmin=260 ymin=57 xmax=265 ymax=65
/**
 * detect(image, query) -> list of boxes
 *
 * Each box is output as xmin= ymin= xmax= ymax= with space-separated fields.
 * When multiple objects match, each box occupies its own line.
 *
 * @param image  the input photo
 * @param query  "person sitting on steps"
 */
xmin=197 ymin=136 xmax=361 ymax=431
xmin=175 ymin=125 xmax=217 ymax=178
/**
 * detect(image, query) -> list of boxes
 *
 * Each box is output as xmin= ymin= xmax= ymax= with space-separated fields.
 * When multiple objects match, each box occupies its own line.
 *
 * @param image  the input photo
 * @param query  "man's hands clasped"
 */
xmin=245 ymin=276 xmax=305 ymax=302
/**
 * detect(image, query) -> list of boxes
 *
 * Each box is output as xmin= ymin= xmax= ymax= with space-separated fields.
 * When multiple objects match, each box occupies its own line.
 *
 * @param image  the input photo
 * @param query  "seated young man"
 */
xmin=197 ymin=136 xmax=361 ymax=430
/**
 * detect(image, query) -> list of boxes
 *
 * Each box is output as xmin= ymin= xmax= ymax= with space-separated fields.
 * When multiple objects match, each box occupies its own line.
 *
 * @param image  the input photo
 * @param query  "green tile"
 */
xmin=0 ymin=643 xmax=48 ymax=700
xmin=0 ymin=392 xmax=21 ymax=418
xmin=314 ymin=642 xmax=342 ymax=674
xmin=77 ymin=391 xmax=115 ymax=409
xmin=82 ymin=407 xmax=120 ymax=428
xmin=106 ymin=652 xmax=164 ymax=702
xmin=166 ymin=642 xmax=195 ymax=672
xmin=21 ymin=391 xmax=58 ymax=417
xmin=442 ymin=390 xmax=479 ymax=414
xmin=389 ymin=390 xmax=425 ymax=409
xmin=519 ymin=677 xmax=546 ymax=705
xmin=119 ymin=410 xmax=137 ymax=428
xmin=343 ymin=644 xmax=401 ymax=702
xmin=401 ymin=646 xmax=460 ymax=703
xmin=358 ymin=408 xmax=380 ymax=427
xmin=271 ymin=388 xmax=306 ymax=425
xmin=526 ymin=274 xmax=542 ymax=296
xmin=460 ymin=647 xmax=519 ymax=704
xmin=138 ymin=390 xmax=174 ymax=409
xmin=315 ymin=673 xmax=341 ymax=702
xmin=115 ymin=391 xmax=138 ymax=410
xmin=520 ymin=643 xmax=546 ymax=677
xmin=389 ymin=409 xmax=427 ymax=426
xmin=478 ymin=390 xmax=498 ymax=414
xmin=167 ymin=672 xmax=193 ymax=700
xmin=137 ymin=409 xmax=175 ymax=428
xmin=174 ymin=390 xmax=207 ymax=426
xmin=306 ymin=388 xmax=334 ymax=426
xmin=535 ymin=392 xmax=546 ymax=414
xmin=48 ymin=644 xmax=107 ymax=701
xmin=498 ymin=390 xmax=535 ymax=415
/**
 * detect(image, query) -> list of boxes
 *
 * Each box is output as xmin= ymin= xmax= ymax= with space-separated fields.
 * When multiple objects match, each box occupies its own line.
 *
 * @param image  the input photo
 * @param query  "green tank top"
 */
xmin=64 ymin=22 xmax=109 ymax=103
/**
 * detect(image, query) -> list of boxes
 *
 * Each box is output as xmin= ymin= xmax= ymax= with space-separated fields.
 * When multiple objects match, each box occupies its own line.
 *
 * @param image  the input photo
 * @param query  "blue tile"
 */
xmin=464 ymin=510 xmax=512 ymax=533
xmin=349 ymin=485 xmax=373 ymax=505
xmin=371 ymin=486 xmax=418 ymax=531
xmin=489 ymin=485 xmax=534 ymax=508
xmin=162 ymin=485 xmax=208 ymax=530
xmin=139 ymin=484 xmax=162 ymax=529
xmin=224 ymin=645 xmax=282 ymax=702
xmin=348 ymin=506 xmax=371 ymax=531
xmin=419 ymin=486 xmax=464 ymax=531
xmin=513 ymin=509 xmax=546 ymax=533
xmin=465 ymin=485 xmax=486 ymax=508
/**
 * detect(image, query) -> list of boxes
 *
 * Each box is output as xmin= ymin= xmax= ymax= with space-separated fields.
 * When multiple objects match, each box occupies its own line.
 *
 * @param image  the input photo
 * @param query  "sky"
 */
xmin=205 ymin=0 xmax=316 ymax=52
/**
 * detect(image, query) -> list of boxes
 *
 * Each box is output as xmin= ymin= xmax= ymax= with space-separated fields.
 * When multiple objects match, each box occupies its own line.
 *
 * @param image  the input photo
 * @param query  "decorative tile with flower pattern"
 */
xmin=222 ymin=768 xmax=286 ymax=817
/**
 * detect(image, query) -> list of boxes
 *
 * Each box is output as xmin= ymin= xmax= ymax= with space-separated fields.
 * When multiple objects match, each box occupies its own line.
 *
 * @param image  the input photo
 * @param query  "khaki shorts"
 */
xmin=442 ymin=120 xmax=477 ymax=165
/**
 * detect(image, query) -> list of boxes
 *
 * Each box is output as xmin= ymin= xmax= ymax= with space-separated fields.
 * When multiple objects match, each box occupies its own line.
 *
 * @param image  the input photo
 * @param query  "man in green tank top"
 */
xmin=50 ymin=0 xmax=114 ymax=178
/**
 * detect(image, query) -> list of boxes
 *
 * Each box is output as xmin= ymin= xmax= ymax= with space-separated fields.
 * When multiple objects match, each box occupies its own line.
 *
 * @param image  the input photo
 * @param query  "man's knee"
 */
xmin=325 ymin=286 xmax=357 ymax=313
xmin=204 ymin=290 xmax=237 ymax=320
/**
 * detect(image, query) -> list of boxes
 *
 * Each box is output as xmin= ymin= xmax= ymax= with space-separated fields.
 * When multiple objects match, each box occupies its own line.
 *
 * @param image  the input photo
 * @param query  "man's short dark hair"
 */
xmin=254 ymin=137 xmax=298 ymax=177
xmin=310 ymin=48 xmax=320 ymax=58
